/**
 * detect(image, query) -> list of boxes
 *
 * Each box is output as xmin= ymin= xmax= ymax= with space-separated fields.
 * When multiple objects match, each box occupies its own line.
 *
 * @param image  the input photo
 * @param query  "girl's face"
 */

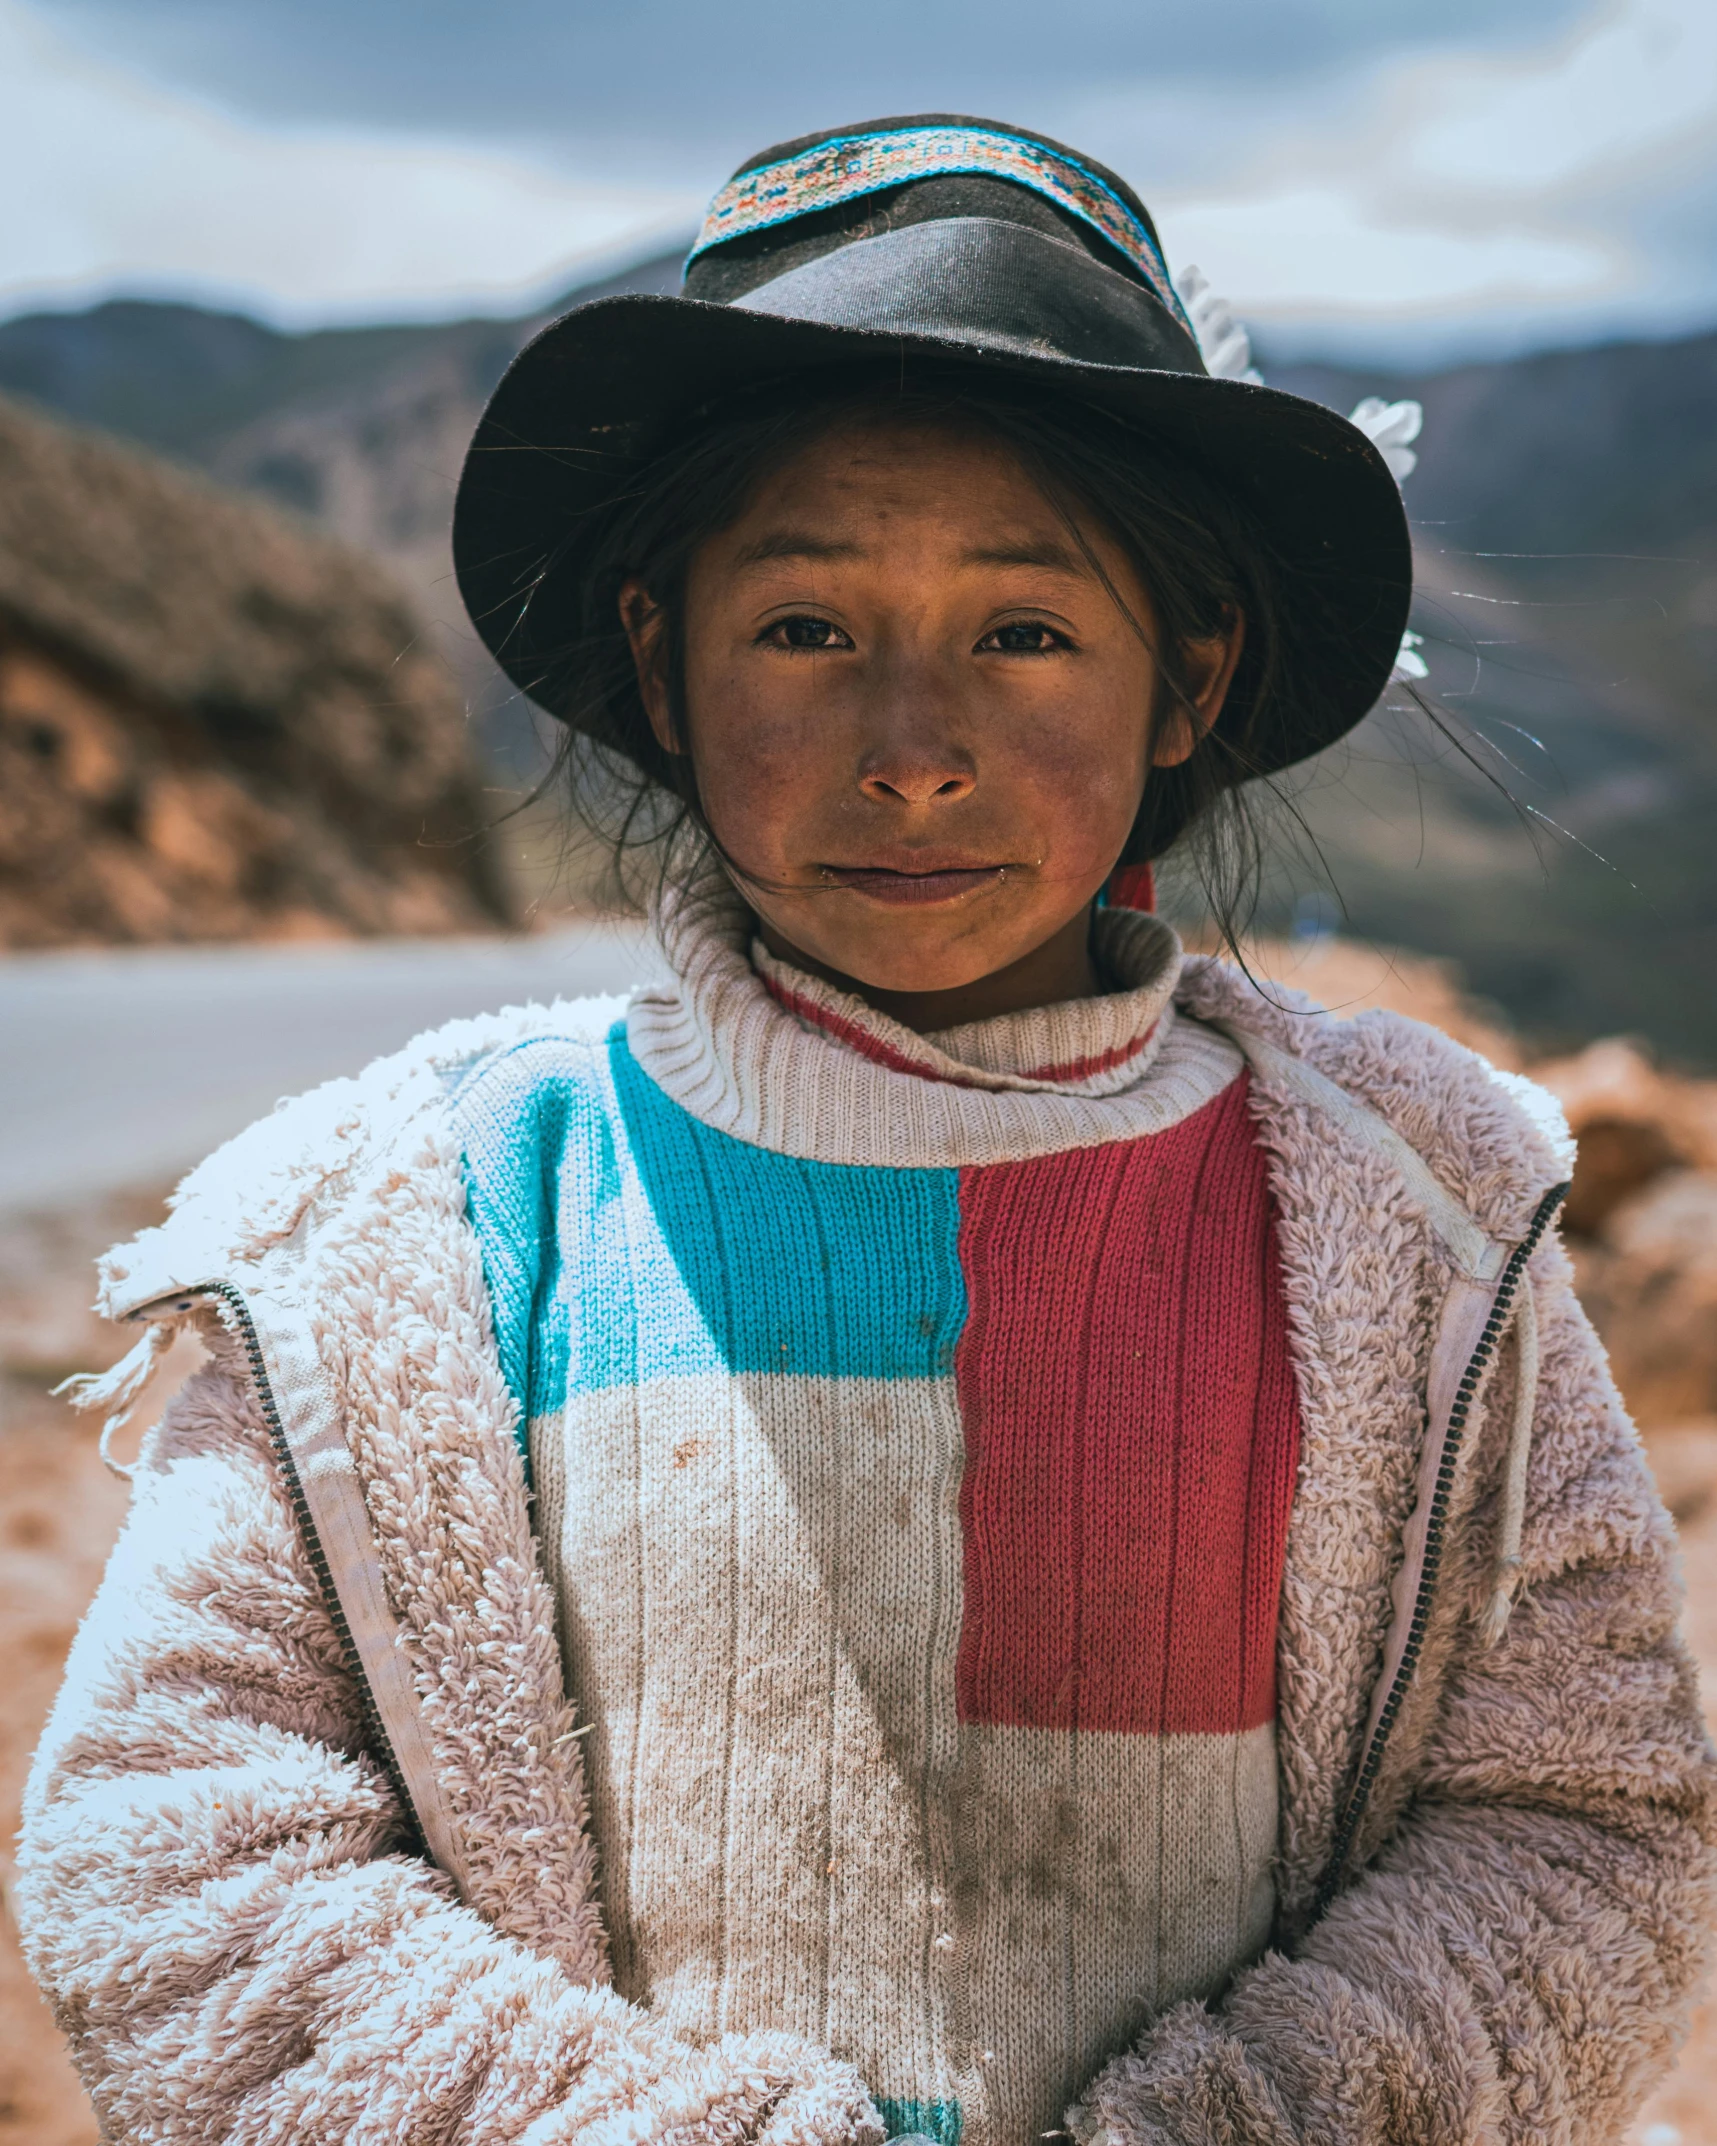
xmin=624 ymin=414 xmax=1241 ymax=1019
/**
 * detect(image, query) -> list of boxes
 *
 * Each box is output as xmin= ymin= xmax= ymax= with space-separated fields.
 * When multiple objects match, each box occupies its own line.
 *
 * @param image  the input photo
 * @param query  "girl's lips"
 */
xmin=820 ymin=864 xmax=1010 ymax=906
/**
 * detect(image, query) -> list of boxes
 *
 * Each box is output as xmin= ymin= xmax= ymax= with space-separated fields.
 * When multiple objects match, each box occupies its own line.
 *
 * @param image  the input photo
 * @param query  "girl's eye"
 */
xmin=979 ymin=621 xmax=1072 ymax=654
xmin=763 ymin=615 xmax=854 ymax=651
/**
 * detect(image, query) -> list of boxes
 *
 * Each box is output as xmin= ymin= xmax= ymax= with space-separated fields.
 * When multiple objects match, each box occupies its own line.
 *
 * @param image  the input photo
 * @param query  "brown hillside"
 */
xmin=0 ymin=392 xmax=513 ymax=946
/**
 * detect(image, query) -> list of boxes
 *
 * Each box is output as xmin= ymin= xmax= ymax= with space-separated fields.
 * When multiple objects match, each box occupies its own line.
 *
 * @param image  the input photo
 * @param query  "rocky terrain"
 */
xmin=0 ymin=391 xmax=515 ymax=947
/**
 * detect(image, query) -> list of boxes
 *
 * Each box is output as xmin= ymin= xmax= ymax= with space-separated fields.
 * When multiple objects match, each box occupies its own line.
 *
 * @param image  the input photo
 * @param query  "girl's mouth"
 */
xmin=818 ymin=864 xmax=1012 ymax=906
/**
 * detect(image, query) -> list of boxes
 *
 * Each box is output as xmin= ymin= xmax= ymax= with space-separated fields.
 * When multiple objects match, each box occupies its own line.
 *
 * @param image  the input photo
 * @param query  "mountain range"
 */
xmin=2 ymin=263 xmax=1712 ymax=1061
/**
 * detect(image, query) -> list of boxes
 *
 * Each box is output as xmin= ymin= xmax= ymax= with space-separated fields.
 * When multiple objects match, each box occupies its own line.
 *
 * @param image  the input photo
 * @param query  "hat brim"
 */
xmin=454 ymin=238 xmax=1411 ymax=776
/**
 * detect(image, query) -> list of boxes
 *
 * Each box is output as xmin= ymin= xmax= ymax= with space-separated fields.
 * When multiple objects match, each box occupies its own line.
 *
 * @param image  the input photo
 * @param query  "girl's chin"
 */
xmin=773 ymin=927 xmax=1033 ymax=1001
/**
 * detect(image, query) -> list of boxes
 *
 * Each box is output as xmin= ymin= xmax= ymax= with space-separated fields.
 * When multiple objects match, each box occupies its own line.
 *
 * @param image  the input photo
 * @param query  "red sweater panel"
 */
xmin=953 ymin=1073 xmax=1302 ymax=1737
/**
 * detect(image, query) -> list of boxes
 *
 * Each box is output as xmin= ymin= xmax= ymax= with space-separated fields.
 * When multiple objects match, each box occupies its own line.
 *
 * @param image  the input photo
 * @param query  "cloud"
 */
xmin=0 ymin=0 xmax=694 ymax=324
xmin=1163 ymin=186 xmax=1615 ymax=316
xmin=1133 ymin=0 xmax=1717 ymax=354
xmin=31 ymin=0 xmax=1581 ymax=162
xmin=4 ymin=0 xmax=1715 ymax=357
xmin=1401 ymin=0 xmax=1717 ymax=193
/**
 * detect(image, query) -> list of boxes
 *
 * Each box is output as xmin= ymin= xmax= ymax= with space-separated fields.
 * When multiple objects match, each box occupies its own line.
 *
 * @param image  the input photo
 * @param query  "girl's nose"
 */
xmin=856 ymin=731 xmax=976 ymax=806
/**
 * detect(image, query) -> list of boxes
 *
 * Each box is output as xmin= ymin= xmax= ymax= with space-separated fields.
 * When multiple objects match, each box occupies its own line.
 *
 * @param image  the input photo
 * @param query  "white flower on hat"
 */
xmin=1346 ymin=394 xmax=1423 ymax=484
xmin=1174 ymin=264 xmax=1263 ymax=385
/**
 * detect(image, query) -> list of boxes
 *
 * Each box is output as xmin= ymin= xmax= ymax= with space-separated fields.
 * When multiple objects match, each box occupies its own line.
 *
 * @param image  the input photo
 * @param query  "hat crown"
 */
xmin=684 ymin=115 xmax=1193 ymax=339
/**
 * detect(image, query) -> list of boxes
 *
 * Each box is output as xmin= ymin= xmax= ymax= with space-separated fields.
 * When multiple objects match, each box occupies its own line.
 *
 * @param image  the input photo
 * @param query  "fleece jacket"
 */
xmin=16 ymin=871 xmax=1717 ymax=2146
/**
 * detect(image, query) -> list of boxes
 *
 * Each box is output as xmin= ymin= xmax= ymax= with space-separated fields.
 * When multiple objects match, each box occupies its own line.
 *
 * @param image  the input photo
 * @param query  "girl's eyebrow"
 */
xmin=961 ymin=538 xmax=1089 ymax=574
xmin=733 ymin=531 xmax=863 ymax=567
xmin=732 ymin=531 xmax=1091 ymax=574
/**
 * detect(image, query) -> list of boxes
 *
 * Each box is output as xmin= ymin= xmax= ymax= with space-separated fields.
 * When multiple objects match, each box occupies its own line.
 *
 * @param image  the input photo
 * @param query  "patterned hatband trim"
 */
xmin=691 ymin=124 xmax=1194 ymax=337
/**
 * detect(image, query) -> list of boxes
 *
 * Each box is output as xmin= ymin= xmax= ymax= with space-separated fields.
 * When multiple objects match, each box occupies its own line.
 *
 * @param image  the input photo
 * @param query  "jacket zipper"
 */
xmin=186 ymin=1279 xmax=428 ymax=1856
xmin=1307 ymin=1177 xmax=1571 ymax=1924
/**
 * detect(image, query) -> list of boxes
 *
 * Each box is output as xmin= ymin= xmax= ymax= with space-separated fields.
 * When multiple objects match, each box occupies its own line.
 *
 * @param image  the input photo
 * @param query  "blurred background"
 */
xmin=0 ymin=2 xmax=1714 ymax=2140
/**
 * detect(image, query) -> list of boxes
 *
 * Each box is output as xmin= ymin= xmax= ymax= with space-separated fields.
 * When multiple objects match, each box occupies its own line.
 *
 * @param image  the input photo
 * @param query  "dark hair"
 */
xmin=532 ymin=361 xmax=1347 ymax=934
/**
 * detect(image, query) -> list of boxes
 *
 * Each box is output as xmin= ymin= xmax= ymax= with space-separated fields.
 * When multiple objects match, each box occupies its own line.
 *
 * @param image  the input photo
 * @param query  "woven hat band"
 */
xmin=691 ymin=123 xmax=1193 ymax=336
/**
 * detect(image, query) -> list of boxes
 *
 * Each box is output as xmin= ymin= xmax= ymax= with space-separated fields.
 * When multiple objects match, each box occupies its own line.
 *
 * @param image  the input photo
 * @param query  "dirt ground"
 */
xmin=3 ymin=1192 xmax=1716 ymax=2145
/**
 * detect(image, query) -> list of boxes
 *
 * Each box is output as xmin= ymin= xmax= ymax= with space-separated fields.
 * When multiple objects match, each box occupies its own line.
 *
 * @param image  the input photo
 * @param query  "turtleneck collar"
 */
xmin=750 ymin=905 xmax=1179 ymax=1099
xmin=624 ymin=858 xmax=1244 ymax=1168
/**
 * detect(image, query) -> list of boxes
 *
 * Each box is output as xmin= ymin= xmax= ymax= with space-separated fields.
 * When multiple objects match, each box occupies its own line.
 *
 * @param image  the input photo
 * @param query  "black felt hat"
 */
xmin=453 ymin=115 xmax=1412 ymax=774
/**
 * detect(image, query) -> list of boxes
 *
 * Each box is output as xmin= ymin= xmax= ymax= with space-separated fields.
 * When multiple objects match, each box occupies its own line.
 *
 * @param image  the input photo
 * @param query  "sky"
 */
xmin=4 ymin=0 xmax=1716 ymax=361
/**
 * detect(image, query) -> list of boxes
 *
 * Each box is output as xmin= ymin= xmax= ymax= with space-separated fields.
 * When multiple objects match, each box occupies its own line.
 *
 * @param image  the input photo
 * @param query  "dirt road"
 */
xmin=0 ymin=922 xmax=651 ymax=1210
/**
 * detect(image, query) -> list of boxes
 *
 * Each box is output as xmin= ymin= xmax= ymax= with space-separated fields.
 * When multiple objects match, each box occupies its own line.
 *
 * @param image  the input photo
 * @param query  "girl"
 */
xmin=20 ymin=116 xmax=1714 ymax=2146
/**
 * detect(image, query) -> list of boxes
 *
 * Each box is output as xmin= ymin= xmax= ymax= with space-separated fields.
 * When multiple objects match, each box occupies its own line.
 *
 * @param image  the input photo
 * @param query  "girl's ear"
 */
xmin=1151 ymin=606 xmax=1247 ymax=769
xmin=619 ymin=577 xmax=680 ymax=756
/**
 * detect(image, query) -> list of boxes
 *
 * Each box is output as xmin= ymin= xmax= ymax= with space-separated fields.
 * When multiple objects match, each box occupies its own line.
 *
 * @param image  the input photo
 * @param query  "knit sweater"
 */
xmin=451 ymin=893 xmax=1301 ymax=2143
xmin=16 ymin=880 xmax=1717 ymax=2146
